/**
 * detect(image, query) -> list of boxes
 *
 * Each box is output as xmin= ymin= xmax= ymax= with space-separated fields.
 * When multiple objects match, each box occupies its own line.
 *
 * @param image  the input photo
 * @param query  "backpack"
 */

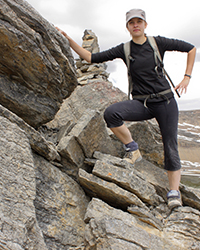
xmin=124 ymin=36 xmax=180 ymax=99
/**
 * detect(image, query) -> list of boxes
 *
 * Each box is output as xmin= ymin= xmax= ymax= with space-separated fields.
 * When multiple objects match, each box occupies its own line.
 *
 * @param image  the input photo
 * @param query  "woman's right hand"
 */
xmin=55 ymin=27 xmax=91 ymax=63
xmin=56 ymin=27 xmax=69 ymax=40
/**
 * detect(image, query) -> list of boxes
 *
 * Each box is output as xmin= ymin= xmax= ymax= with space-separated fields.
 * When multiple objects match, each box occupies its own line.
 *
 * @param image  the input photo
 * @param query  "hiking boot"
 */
xmin=123 ymin=149 xmax=142 ymax=164
xmin=167 ymin=190 xmax=182 ymax=210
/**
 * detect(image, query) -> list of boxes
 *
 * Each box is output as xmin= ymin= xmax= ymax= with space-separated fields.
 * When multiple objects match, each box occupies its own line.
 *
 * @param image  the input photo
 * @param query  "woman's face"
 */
xmin=127 ymin=18 xmax=147 ymax=38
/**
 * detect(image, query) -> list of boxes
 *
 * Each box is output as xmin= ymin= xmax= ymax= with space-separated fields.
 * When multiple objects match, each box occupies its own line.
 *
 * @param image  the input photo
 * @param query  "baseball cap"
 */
xmin=126 ymin=9 xmax=146 ymax=25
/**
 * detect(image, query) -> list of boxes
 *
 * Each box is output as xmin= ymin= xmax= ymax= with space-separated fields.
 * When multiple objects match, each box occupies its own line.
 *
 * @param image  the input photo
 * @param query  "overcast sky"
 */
xmin=26 ymin=0 xmax=200 ymax=110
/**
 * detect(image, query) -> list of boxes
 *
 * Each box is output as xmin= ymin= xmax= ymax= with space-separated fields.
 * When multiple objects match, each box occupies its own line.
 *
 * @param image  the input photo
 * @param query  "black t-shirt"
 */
xmin=91 ymin=36 xmax=194 ymax=98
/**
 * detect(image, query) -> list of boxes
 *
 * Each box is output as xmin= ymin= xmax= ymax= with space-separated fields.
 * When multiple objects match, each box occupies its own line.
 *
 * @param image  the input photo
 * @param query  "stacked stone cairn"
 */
xmin=76 ymin=30 xmax=110 ymax=85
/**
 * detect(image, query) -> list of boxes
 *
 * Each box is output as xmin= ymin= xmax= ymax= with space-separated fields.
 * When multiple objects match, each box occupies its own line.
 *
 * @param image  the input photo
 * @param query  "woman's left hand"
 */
xmin=174 ymin=77 xmax=190 ymax=95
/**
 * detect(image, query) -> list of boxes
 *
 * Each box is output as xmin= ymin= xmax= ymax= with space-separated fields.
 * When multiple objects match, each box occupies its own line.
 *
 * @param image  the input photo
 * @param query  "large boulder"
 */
xmin=44 ymin=81 xmax=127 ymax=143
xmin=0 ymin=114 xmax=89 ymax=249
xmin=0 ymin=0 xmax=77 ymax=128
xmin=84 ymin=198 xmax=200 ymax=250
xmin=33 ymin=154 xmax=89 ymax=249
xmin=0 ymin=116 xmax=47 ymax=249
xmin=56 ymin=108 xmax=119 ymax=179
xmin=0 ymin=103 xmax=60 ymax=162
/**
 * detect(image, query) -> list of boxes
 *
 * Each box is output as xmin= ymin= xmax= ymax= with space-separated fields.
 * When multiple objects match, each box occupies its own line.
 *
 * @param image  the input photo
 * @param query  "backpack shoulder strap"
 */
xmin=124 ymin=41 xmax=131 ymax=68
xmin=147 ymin=36 xmax=162 ymax=65
xmin=123 ymin=41 xmax=132 ymax=100
xmin=147 ymin=36 xmax=180 ymax=98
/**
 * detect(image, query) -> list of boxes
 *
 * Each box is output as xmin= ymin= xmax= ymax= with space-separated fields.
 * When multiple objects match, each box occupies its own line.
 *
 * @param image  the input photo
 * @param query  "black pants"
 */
xmin=104 ymin=97 xmax=181 ymax=171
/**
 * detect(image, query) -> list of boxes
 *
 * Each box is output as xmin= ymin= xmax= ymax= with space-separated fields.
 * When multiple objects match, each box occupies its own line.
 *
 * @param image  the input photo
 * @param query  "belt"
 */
xmin=132 ymin=89 xmax=172 ymax=108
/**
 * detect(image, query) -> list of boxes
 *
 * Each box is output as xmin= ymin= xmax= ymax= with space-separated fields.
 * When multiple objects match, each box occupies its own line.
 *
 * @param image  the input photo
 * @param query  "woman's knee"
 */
xmin=103 ymin=105 xmax=113 ymax=122
xmin=103 ymin=104 xmax=123 ymax=128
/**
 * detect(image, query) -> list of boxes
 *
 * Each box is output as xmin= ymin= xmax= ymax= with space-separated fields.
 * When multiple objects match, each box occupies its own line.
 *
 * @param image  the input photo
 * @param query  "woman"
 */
xmin=56 ymin=8 xmax=196 ymax=209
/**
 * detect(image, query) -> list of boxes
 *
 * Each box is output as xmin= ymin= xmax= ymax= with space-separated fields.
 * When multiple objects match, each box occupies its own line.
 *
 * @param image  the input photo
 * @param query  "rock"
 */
xmin=127 ymin=205 xmax=164 ymax=231
xmin=79 ymin=168 xmax=146 ymax=209
xmin=0 ymin=116 xmax=47 ymax=249
xmin=42 ymin=28 xmax=126 ymax=147
xmin=126 ymin=154 xmax=169 ymax=201
xmin=0 ymin=0 xmax=77 ymax=128
xmin=76 ymin=30 xmax=110 ymax=85
xmin=66 ymin=109 xmax=117 ymax=158
xmin=134 ymin=156 xmax=200 ymax=210
xmin=44 ymin=81 xmax=127 ymax=144
xmin=0 ymin=104 xmax=60 ymax=162
xmin=164 ymin=206 xmax=200 ymax=249
xmin=126 ymin=120 xmax=164 ymax=167
xmin=82 ymin=30 xmax=100 ymax=53
xmin=58 ymin=134 xmax=85 ymax=168
xmin=81 ymin=153 xmax=200 ymax=249
xmin=57 ymin=109 xmax=118 ymax=179
xmin=93 ymin=151 xmax=169 ymax=201
xmin=180 ymin=183 xmax=200 ymax=210
xmin=84 ymin=198 xmax=183 ymax=250
xmin=33 ymin=153 xmax=89 ymax=250
xmin=105 ymin=119 xmax=165 ymax=163
xmin=92 ymin=159 xmax=163 ymax=206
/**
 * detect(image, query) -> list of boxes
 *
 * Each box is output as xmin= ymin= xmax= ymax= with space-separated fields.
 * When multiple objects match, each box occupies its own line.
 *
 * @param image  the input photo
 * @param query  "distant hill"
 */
xmin=178 ymin=109 xmax=200 ymax=187
xmin=179 ymin=109 xmax=200 ymax=126
xmin=178 ymin=109 xmax=200 ymax=162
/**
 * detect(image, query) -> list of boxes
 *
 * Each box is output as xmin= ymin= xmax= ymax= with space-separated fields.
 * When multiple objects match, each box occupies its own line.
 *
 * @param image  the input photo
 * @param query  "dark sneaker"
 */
xmin=167 ymin=190 xmax=182 ymax=210
xmin=123 ymin=149 xmax=142 ymax=164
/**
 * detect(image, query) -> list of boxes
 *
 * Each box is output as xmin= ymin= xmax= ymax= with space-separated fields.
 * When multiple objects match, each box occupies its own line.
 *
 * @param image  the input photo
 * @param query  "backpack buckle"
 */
xmin=150 ymin=93 xmax=157 ymax=99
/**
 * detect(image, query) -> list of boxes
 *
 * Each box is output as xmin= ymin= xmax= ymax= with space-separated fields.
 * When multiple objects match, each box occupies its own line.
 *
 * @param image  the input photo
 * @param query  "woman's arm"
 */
xmin=175 ymin=46 xmax=196 ymax=95
xmin=56 ymin=27 xmax=91 ymax=63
